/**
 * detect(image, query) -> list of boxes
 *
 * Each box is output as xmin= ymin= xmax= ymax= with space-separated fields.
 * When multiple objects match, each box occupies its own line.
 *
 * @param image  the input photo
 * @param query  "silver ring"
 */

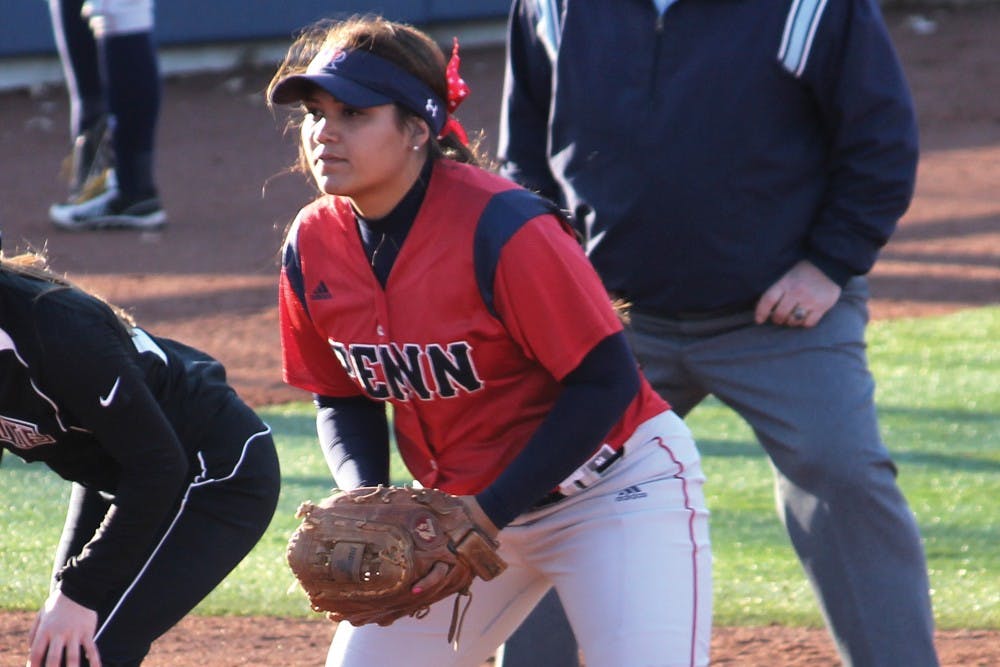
xmin=791 ymin=305 xmax=808 ymax=321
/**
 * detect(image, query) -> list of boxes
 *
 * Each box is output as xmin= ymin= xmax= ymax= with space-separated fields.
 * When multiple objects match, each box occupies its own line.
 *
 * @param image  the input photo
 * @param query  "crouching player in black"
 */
xmin=0 ymin=249 xmax=280 ymax=667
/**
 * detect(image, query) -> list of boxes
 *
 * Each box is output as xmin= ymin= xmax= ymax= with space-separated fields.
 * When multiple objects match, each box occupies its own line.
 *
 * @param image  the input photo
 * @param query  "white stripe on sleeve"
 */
xmin=778 ymin=0 xmax=830 ymax=77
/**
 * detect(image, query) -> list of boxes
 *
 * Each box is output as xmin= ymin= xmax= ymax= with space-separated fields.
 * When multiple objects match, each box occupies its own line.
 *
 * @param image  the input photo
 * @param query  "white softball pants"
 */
xmin=82 ymin=0 xmax=154 ymax=37
xmin=326 ymin=410 xmax=712 ymax=667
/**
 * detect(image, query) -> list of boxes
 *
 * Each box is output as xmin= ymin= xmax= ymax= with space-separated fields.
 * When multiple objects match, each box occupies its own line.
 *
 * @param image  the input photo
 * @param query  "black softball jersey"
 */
xmin=0 ymin=268 xmax=278 ymax=614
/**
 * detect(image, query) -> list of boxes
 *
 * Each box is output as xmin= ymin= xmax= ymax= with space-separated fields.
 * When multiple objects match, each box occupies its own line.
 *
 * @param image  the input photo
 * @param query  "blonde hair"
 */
xmin=266 ymin=14 xmax=484 ymax=184
xmin=0 ymin=252 xmax=135 ymax=328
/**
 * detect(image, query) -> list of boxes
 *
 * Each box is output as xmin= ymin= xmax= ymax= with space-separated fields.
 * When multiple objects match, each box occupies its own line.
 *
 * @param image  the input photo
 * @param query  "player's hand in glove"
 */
xmin=286 ymin=485 xmax=507 ymax=645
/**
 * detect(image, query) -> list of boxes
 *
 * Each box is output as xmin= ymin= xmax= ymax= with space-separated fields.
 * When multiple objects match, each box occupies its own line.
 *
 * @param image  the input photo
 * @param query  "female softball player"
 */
xmin=0 ymin=250 xmax=280 ymax=667
xmin=268 ymin=15 xmax=711 ymax=667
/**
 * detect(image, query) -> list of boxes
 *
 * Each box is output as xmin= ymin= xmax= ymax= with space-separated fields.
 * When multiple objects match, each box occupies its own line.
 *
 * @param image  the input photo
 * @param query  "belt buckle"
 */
xmin=670 ymin=301 xmax=756 ymax=321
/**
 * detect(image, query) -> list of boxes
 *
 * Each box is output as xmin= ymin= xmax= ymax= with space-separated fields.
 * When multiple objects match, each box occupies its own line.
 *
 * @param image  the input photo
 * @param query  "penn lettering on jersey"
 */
xmin=328 ymin=339 xmax=484 ymax=401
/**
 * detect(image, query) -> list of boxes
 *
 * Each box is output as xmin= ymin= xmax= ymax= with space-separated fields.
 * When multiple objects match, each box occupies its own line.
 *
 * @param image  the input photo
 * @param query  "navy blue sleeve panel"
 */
xmin=794 ymin=0 xmax=918 ymax=284
xmin=474 ymin=187 xmax=567 ymax=318
xmin=282 ymin=222 xmax=310 ymax=319
xmin=475 ymin=332 xmax=640 ymax=529
xmin=31 ymin=293 xmax=189 ymax=611
xmin=498 ymin=0 xmax=564 ymax=205
xmin=315 ymin=394 xmax=390 ymax=490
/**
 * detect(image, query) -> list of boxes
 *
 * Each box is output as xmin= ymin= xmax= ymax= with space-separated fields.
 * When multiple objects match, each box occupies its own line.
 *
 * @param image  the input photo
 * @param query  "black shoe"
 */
xmin=50 ymin=189 xmax=168 ymax=231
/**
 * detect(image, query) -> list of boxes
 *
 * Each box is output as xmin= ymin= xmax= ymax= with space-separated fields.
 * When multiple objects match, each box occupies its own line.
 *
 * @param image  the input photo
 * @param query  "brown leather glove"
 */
xmin=287 ymin=485 xmax=507 ymax=643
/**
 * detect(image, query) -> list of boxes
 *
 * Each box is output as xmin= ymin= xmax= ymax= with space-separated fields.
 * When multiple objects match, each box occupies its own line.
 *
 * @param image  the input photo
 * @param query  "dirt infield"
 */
xmin=0 ymin=4 xmax=998 ymax=666
xmin=1 ymin=610 xmax=998 ymax=666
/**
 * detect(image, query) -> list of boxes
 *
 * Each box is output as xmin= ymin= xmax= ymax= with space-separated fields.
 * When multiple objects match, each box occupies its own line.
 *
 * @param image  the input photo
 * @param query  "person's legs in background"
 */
xmin=629 ymin=280 xmax=938 ymax=667
xmin=48 ymin=0 xmax=167 ymax=230
xmin=682 ymin=282 xmax=937 ymax=667
xmin=100 ymin=24 xmax=160 ymax=205
xmin=47 ymin=0 xmax=113 ymax=203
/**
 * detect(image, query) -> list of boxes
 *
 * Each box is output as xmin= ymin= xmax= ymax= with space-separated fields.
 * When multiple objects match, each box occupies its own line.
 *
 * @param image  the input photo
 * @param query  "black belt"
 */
xmin=530 ymin=446 xmax=625 ymax=510
xmin=634 ymin=300 xmax=758 ymax=322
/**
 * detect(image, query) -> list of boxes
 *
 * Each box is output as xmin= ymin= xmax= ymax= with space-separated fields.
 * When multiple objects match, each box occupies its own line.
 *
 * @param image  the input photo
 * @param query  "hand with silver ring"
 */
xmin=754 ymin=260 xmax=841 ymax=327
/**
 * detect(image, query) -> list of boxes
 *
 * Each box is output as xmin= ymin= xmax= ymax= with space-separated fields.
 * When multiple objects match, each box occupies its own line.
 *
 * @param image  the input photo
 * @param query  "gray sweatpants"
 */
xmin=502 ymin=278 xmax=938 ymax=667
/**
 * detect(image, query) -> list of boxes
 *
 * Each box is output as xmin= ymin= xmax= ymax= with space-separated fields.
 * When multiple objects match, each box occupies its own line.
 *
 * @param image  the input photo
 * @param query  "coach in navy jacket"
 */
xmin=499 ymin=1 xmax=938 ymax=666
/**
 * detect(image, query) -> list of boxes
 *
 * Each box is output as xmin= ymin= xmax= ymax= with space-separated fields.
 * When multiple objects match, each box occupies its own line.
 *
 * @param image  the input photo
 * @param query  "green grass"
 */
xmin=1 ymin=307 xmax=997 ymax=628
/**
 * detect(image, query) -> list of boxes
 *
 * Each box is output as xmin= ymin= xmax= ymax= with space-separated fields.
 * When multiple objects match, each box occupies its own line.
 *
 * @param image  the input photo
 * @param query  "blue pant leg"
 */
xmin=48 ymin=0 xmax=105 ymax=135
xmin=101 ymin=32 xmax=161 ymax=197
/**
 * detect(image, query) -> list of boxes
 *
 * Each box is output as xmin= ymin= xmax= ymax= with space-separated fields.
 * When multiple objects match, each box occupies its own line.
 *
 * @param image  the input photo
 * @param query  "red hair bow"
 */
xmin=439 ymin=37 xmax=470 ymax=145
xmin=445 ymin=37 xmax=470 ymax=113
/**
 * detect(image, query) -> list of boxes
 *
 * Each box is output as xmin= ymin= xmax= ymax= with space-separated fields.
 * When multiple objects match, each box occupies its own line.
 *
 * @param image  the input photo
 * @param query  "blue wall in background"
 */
xmin=1 ymin=1 xmax=510 ymax=57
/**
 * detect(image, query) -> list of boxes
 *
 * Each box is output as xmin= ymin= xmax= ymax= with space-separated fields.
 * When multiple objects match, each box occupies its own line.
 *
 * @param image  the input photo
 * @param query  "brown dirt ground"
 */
xmin=1 ymin=5 xmax=998 ymax=665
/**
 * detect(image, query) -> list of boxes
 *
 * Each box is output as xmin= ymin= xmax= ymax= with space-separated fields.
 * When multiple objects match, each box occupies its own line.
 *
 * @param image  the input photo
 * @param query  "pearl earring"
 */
xmin=412 ymin=145 xmax=421 ymax=152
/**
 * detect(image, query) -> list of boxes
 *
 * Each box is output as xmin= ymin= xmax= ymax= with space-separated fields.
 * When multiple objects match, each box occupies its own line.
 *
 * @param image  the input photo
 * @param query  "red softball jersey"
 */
xmin=279 ymin=159 xmax=668 ymax=494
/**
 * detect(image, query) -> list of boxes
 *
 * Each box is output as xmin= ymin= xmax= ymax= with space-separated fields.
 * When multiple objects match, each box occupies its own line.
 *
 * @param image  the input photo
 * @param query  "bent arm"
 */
xmin=476 ymin=332 xmax=639 ymax=528
xmin=800 ymin=0 xmax=918 ymax=284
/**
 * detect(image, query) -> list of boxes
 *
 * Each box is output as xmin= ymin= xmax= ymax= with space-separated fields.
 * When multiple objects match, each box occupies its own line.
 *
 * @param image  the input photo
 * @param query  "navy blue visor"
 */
xmin=270 ymin=48 xmax=447 ymax=135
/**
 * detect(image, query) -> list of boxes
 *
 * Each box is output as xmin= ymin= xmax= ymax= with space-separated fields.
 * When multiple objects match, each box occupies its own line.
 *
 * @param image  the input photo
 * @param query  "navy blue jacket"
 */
xmin=499 ymin=0 xmax=918 ymax=315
